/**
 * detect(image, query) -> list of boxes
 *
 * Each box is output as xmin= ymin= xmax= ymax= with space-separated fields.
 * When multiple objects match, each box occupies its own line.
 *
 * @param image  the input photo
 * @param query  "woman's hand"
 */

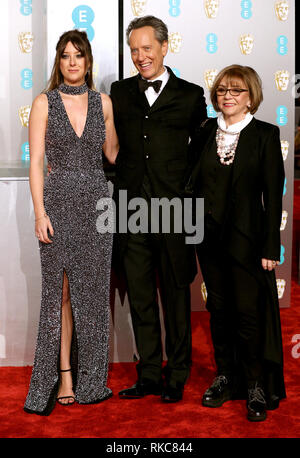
xmin=35 ymin=214 xmax=54 ymax=244
xmin=261 ymin=258 xmax=280 ymax=271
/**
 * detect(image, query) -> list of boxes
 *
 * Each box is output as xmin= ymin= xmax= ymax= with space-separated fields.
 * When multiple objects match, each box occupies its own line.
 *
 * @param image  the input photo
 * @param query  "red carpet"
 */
xmin=0 ymin=182 xmax=299 ymax=439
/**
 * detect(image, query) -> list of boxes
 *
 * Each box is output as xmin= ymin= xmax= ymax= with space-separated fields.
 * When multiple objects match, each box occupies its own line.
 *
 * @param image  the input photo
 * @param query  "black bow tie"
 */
xmin=138 ymin=78 xmax=162 ymax=93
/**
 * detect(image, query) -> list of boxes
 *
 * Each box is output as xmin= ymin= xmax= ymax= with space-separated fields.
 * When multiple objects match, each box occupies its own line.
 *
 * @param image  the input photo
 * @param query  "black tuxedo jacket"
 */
xmin=110 ymin=67 xmax=207 ymax=287
xmin=187 ymin=117 xmax=285 ymax=263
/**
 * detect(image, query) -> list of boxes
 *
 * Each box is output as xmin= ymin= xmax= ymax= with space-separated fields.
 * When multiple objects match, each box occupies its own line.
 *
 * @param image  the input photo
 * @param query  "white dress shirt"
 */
xmin=217 ymin=111 xmax=253 ymax=146
xmin=143 ymin=67 xmax=170 ymax=107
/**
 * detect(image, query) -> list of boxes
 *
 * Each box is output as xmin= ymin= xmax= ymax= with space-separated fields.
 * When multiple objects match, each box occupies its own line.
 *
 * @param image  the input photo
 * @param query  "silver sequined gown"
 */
xmin=24 ymin=87 xmax=113 ymax=415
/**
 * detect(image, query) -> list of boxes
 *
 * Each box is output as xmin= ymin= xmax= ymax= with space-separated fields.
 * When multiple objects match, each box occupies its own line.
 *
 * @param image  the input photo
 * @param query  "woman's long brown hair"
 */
xmin=46 ymin=29 xmax=95 ymax=91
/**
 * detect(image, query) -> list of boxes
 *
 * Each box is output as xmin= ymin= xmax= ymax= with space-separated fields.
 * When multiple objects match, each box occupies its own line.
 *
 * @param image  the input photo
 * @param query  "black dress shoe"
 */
xmin=118 ymin=380 xmax=162 ymax=399
xmin=161 ymin=384 xmax=183 ymax=403
xmin=202 ymin=375 xmax=232 ymax=407
xmin=247 ymin=383 xmax=267 ymax=422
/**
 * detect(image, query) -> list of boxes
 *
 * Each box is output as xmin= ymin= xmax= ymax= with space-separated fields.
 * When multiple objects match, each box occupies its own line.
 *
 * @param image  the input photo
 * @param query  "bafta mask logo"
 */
xmin=92 ymin=63 xmax=99 ymax=81
xmin=275 ymin=1 xmax=289 ymax=21
xmin=18 ymin=32 xmax=34 ymax=54
xmin=19 ymin=105 xmax=31 ymax=127
xmin=276 ymin=279 xmax=286 ymax=299
xmin=168 ymin=32 xmax=183 ymax=54
xmin=204 ymin=69 xmax=218 ymax=89
xmin=204 ymin=0 xmax=219 ymax=18
xmin=281 ymin=140 xmax=289 ymax=160
xmin=280 ymin=210 xmax=288 ymax=231
xmin=275 ymin=70 xmax=290 ymax=91
xmin=239 ymin=34 xmax=254 ymax=55
xmin=131 ymin=0 xmax=147 ymax=17
xmin=201 ymin=282 xmax=207 ymax=303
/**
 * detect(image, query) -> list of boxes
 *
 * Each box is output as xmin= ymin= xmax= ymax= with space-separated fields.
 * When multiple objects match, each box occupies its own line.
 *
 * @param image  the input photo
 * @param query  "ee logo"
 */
xmin=276 ymin=106 xmax=288 ymax=126
xmin=283 ymin=177 xmax=287 ymax=196
xmin=169 ymin=0 xmax=181 ymax=17
xmin=20 ymin=0 xmax=32 ymax=16
xmin=21 ymin=142 xmax=30 ymax=161
xmin=172 ymin=68 xmax=181 ymax=78
xmin=207 ymin=105 xmax=217 ymax=118
xmin=277 ymin=35 xmax=288 ymax=56
xmin=21 ymin=69 xmax=33 ymax=89
xmin=206 ymin=33 xmax=218 ymax=54
xmin=241 ymin=0 xmax=252 ymax=19
xmin=280 ymin=245 xmax=285 ymax=265
xmin=72 ymin=5 xmax=95 ymax=41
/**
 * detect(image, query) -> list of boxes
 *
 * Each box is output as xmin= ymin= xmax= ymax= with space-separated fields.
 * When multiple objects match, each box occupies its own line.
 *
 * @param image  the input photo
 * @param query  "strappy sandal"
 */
xmin=56 ymin=368 xmax=75 ymax=406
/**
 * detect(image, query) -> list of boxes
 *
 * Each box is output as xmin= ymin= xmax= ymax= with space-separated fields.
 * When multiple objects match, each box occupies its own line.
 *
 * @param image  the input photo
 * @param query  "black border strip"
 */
xmin=118 ymin=0 xmax=124 ymax=80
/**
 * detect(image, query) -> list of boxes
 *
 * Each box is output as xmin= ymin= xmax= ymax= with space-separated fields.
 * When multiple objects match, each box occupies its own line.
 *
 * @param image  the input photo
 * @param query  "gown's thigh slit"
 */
xmin=58 ymin=268 xmax=75 ymax=367
xmin=58 ymin=267 xmax=80 ymax=391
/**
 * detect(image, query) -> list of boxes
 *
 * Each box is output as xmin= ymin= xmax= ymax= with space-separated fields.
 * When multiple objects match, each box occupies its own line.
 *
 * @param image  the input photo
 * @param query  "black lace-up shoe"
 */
xmin=202 ymin=375 xmax=233 ymax=407
xmin=247 ymin=383 xmax=267 ymax=421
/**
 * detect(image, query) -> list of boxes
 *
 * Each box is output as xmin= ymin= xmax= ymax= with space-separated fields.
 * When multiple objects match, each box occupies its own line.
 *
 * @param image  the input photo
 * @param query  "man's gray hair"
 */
xmin=126 ymin=15 xmax=168 ymax=45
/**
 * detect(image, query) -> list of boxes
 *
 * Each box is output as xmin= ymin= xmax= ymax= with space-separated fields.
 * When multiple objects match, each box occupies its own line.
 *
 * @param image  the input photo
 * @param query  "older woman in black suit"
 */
xmin=188 ymin=65 xmax=286 ymax=421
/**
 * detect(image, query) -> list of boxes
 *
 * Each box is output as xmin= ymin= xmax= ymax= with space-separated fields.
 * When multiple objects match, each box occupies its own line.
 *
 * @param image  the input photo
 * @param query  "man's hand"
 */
xmin=261 ymin=258 xmax=280 ymax=271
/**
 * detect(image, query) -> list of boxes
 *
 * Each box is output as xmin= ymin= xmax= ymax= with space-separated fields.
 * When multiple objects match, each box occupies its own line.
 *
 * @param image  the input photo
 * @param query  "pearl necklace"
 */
xmin=216 ymin=127 xmax=240 ymax=166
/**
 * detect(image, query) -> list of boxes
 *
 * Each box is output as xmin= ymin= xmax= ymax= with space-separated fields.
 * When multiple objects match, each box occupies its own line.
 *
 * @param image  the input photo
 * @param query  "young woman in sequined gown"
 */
xmin=24 ymin=30 xmax=118 ymax=415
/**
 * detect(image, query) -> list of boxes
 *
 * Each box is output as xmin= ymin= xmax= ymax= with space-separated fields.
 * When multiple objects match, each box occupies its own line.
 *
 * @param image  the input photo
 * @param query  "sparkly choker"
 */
xmin=58 ymin=82 xmax=88 ymax=95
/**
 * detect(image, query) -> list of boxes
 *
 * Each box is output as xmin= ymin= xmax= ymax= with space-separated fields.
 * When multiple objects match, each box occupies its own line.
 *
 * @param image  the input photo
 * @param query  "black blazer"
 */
xmin=187 ymin=117 xmax=286 ymax=399
xmin=187 ymin=117 xmax=285 ymax=263
xmin=110 ymin=67 xmax=207 ymax=286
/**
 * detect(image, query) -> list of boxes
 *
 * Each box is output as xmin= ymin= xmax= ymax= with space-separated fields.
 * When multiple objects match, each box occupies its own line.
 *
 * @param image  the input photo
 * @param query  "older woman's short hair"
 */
xmin=210 ymin=65 xmax=263 ymax=115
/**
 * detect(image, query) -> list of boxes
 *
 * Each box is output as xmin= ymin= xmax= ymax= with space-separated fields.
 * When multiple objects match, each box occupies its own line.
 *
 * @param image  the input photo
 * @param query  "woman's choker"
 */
xmin=58 ymin=82 xmax=88 ymax=95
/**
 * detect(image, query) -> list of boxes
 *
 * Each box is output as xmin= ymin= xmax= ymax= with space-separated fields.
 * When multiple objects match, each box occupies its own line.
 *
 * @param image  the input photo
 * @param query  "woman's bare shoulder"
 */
xmin=31 ymin=93 xmax=48 ymax=118
xmin=100 ymin=93 xmax=113 ymax=119
xmin=100 ymin=92 xmax=112 ymax=105
xmin=33 ymin=92 xmax=48 ymax=105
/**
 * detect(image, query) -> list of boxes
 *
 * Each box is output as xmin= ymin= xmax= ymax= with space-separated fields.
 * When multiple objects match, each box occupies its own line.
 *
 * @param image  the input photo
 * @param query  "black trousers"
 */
xmin=123 ymin=230 xmax=192 ymax=387
xmin=196 ymin=217 xmax=264 ymax=386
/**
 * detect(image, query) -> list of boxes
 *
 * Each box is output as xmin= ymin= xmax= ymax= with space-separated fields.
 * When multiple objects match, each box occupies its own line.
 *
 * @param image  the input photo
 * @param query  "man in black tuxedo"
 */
xmin=110 ymin=16 xmax=207 ymax=402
